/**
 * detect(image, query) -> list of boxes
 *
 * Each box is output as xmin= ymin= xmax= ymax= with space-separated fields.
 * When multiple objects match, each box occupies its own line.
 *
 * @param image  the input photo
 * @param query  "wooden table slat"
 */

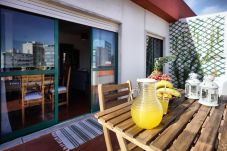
xmin=125 ymin=125 xmax=144 ymax=138
xmin=201 ymin=107 xmax=214 ymax=128
xmin=100 ymin=105 xmax=131 ymax=122
xmin=130 ymin=147 xmax=144 ymax=151
xmin=127 ymin=142 xmax=139 ymax=150
xmin=96 ymin=90 xmax=227 ymax=151
xmin=135 ymin=99 xmax=195 ymax=145
xmin=115 ymin=128 xmax=162 ymax=151
xmin=151 ymin=102 xmax=201 ymax=150
xmin=117 ymin=143 xmax=142 ymax=151
xmin=95 ymin=102 xmax=131 ymax=118
xmin=168 ymin=92 xmax=185 ymax=111
xmin=107 ymin=112 xmax=131 ymax=128
xmin=115 ymin=118 xmax=135 ymax=132
xmin=193 ymin=104 xmax=225 ymax=151
xmin=169 ymin=105 xmax=211 ymax=151
xmin=217 ymin=105 xmax=227 ymax=151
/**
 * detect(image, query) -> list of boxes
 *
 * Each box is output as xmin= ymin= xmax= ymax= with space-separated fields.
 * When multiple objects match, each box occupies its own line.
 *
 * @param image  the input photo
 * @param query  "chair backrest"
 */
xmin=66 ymin=66 xmax=71 ymax=90
xmin=21 ymin=74 xmax=45 ymax=99
xmin=98 ymin=80 xmax=132 ymax=111
xmin=61 ymin=65 xmax=71 ymax=88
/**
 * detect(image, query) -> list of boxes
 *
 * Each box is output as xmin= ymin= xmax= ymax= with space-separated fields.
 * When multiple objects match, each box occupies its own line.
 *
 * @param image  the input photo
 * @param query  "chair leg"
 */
xmin=103 ymin=126 xmax=113 ymax=151
xmin=42 ymin=98 xmax=45 ymax=120
xmin=51 ymin=94 xmax=54 ymax=111
xmin=66 ymin=91 xmax=69 ymax=107
xmin=22 ymin=106 xmax=25 ymax=126
xmin=116 ymin=133 xmax=128 ymax=151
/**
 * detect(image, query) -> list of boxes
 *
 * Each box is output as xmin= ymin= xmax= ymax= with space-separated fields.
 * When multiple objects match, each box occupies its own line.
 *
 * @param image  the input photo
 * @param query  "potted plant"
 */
xmin=148 ymin=55 xmax=181 ymax=114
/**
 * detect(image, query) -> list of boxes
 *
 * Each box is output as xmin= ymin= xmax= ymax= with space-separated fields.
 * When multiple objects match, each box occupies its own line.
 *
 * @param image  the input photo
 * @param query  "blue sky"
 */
xmin=1 ymin=8 xmax=54 ymax=51
xmin=184 ymin=0 xmax=227 ymax=15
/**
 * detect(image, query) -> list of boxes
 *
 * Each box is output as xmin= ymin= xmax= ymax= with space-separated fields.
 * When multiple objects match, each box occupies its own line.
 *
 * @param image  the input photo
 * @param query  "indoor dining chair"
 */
xmin=50 ymin=65 xmax=71 ymax=110
xmin=21 ymin=74 xmax=45 ymax=125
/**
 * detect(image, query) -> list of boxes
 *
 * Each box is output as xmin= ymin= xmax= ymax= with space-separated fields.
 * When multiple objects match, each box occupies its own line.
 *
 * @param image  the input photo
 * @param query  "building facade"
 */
xmin=22 ymin=42 xmax=45 ymax=67
xmin=0 ymin=0 xmax=195 ymax=86
xmin=0 ymin=0 xmax=195 ymax=144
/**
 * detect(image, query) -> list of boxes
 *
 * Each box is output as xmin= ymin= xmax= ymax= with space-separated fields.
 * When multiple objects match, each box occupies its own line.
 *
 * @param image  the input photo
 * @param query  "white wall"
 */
xmin=52 ymin=0 xmax=123 ymax=22
xmin=144 ymin=10 xmax=170 ymax=75
xmin=0 ymin=0 xmax=170 ymax=87
xmin=120 ymin=1 xmax=146 ymax=86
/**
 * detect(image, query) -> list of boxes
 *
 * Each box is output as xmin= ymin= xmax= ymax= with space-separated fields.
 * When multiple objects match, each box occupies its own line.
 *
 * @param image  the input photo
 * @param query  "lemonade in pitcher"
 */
xmin=131 ymin=79 xmax=163 ymax=129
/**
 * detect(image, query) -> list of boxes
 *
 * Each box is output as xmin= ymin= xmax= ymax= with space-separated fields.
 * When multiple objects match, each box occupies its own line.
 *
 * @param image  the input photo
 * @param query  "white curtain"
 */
xmin=1 ymin=79 xmax=12 ymax=136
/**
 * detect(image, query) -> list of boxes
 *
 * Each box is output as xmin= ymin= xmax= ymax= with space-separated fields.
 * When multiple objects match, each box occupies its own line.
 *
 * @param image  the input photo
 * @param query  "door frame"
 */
xmin=0 ymin=7 xmax=59 ymax=143
xmin=90 ymin=27 xmax=118 ymax=113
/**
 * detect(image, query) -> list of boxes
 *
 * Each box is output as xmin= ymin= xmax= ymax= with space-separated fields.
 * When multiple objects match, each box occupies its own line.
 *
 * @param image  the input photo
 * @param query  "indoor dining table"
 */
xmin=95 ymin=92 xmax=227 ymax=151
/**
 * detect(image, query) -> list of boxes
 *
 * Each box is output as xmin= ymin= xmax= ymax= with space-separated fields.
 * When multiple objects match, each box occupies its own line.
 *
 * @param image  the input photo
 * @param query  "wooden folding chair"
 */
xmin=98 ymin=81 xmax=142 ymax=151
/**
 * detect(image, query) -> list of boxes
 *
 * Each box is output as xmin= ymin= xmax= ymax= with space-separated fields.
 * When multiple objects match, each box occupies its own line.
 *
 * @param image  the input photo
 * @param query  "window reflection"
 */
xmin=92 ymin=29 xmax=115 ymax=68
xmin=0 ymin=74 xmax=55 ymax=137
xmin=0 ymin=8 xmax=55 ymax=71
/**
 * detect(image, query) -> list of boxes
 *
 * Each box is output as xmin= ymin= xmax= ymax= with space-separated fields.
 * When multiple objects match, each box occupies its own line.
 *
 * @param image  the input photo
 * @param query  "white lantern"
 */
xmin=199 ymin=75 xmax=219 ymax=106
xmin=185 ymin=73 xmax=201 ymax=99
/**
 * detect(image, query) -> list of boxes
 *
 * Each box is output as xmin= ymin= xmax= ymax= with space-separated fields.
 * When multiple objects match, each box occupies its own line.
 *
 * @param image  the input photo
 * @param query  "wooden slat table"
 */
xmin=95 ymin=95 xmax=227 ymax=151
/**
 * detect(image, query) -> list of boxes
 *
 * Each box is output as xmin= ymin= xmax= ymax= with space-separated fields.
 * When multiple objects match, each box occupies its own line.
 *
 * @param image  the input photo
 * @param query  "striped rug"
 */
xmin=52 ymin=116 xmax=103 ymax=151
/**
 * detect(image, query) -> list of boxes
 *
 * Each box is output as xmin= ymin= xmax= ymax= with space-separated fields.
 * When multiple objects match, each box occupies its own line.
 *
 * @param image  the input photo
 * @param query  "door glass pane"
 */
xmin=91 ymin=28 xmax=117 ymax=112
xmin=0 ymin=8 xmax=55 ymax=71
xmin=92 ymin=28 xmax=116 ymax=68
xmin=1 ymin=74 xmax=55 ymax=137
xmin=0 ymin=7 xmax=56 ymax=139
xmin=91 ymin=70 xmax=115 ymax=112
xmin=92 ymin=70 xmax=115 ymax=85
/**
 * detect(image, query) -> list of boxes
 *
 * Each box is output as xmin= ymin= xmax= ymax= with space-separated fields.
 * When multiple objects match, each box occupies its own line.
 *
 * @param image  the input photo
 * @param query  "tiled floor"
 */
xmin=5 ymin=132 xmax=119 ymax=151
xmin=0 ymin=113 xmax=92 ymax=151
xmin=6 ymin=134 xmax=62 ymax=151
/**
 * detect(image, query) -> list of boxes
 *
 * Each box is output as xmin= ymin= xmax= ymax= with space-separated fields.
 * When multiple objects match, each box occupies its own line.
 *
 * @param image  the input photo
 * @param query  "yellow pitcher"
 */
xmin=131 ymin=79 xmax=163 ymax=129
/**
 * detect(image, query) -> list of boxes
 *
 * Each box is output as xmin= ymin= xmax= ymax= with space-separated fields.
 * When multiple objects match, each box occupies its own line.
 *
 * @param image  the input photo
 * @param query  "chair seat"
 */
xmin=51 ymin=86 xmax=67 ymax=93
xmin=24 ymin=92 xmax=42 ymax=101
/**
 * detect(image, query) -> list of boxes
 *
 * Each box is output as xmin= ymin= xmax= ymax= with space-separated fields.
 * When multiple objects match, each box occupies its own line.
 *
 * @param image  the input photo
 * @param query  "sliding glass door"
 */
xmin=0 ymin=7 xmax=58 ymax=143
xmin=90 ymin=28 xmax=118 ymax=112
xmin=0 ymin=6 xmax=118 ymax=143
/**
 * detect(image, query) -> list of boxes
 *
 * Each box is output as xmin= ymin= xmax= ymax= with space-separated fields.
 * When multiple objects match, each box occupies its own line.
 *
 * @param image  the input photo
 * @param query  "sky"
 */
xmin=1 ymin=8 xmax=54 ymax=52
xmin=184 ymin=0 xmax=227 ymax=15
